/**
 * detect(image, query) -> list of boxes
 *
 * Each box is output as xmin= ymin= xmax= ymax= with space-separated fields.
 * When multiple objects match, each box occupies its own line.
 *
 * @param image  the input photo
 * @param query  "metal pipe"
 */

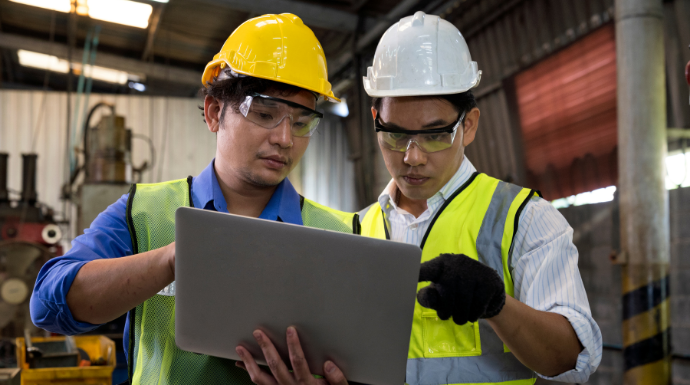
xmin=21 ymin=154 xmax=38 ymax=204
xmin=0 ymin=153 xmax=8 ymax=203
xmin=615 ymin=0 xmax=671 ymax=383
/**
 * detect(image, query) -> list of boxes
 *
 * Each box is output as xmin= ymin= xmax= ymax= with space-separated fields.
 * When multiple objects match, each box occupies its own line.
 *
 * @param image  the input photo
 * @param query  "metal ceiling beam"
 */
xmin=463 ymin=0 xmax=527 ymax=39
xmin=142 ymin=4 xmax=165 ymax=61
xmin=195 ymin=0 xmax=358 ymax=32
xmin=328 ymin=0 xmax=420 ymax=78
xmin=0 ymin=32 xmax=201 ymax=86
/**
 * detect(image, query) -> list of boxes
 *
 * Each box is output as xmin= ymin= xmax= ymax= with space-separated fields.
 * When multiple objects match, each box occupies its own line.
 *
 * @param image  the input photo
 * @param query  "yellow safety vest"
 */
xmin=125 ymin=177 xmax=360 ymax=385
xmin=360 ymin=173 xmax=540 ymax=385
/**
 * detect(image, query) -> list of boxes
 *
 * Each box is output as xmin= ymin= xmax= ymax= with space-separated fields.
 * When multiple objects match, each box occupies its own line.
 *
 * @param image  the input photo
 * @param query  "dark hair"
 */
xmin=199 ymin=74 xmax=308 ymax=122
xmin=371 ymin=90 xmax=478 ymax=116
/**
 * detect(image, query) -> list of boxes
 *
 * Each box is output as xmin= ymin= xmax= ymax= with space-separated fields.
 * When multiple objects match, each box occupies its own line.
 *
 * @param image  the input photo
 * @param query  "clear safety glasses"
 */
xmin=375 ymin=111 xmax=465 ymax=153
xmin=239 ymin=93 xmax=323 ymax=137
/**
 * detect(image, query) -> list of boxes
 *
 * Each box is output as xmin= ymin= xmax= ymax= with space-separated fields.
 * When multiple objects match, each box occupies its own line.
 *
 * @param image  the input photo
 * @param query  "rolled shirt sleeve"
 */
xmin=30 ymin=193 xmax=133 ymax=335
xmin=510 ymin=197 xmax=603 ymax=383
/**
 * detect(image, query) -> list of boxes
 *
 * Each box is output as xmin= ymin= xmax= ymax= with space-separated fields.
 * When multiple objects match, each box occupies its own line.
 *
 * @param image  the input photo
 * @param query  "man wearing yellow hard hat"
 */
xmin=30 ymin=14 xmax=351 ymax=385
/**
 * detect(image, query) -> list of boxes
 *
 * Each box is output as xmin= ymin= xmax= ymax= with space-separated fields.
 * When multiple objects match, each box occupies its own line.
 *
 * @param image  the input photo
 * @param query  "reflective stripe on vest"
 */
xmin=361 ymin=173 xmax=538 ymax=385
xmin=126 ymin=177 xmax=359 ymax=385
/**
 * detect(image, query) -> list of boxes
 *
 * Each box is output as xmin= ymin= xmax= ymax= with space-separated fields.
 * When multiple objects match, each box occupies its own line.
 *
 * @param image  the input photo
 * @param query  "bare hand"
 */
xmin=165 ymin=242 xmax=175 ymax=277
xmin=235 ymin=327 xmax=347 ymax=385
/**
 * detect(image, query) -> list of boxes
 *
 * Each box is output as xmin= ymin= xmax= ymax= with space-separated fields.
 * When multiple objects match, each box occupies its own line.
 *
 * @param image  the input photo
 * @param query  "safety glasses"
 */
xmin=239 ymin=93 xmax=324 ymax=137
xmin=375 ymin=111 xmax=465 ymax=153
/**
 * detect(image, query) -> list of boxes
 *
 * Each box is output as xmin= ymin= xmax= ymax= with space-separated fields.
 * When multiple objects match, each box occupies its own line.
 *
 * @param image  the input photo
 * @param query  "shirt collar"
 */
xmin=378 ymin=156 xmax=477 ymax=211
xmin=258 ymin=177 xmax=303 ymax=225
xmin=191 ymin=160 xmax=215 ymax=210
xmin=191 ymin=159 xmax=303 ymax=225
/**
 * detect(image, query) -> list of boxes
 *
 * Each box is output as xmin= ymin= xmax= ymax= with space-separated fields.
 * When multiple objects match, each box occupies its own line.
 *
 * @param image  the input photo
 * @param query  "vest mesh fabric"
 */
xmin=129 ymin=178 xmax=253 ymax=385
xmin=127 ymin=179 xmax=357 ymax=384
xmin=301 ymin=198 xmax=358 ymax=234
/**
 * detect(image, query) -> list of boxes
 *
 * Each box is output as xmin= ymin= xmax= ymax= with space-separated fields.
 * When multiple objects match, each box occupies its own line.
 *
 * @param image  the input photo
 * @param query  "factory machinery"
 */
xmin=0 ymin=155 xmax=60 ymax=383
xmin=0 ymin=106 xmax=148 ymax=382
xmin=0 ymin=153 xmax=62 ymax=341
xmin=70 ymin=103 xmax=151 ymax=235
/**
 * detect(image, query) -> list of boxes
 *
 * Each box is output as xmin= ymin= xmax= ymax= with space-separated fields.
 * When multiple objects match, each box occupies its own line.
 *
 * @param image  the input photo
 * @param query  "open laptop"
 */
xmin=174 ymin=207 xmax=422 ymax=385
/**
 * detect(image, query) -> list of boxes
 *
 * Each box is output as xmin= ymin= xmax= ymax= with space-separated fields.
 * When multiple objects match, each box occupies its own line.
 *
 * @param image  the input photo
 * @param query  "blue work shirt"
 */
xmin=30 ymin=159 xmax=303 ymax=361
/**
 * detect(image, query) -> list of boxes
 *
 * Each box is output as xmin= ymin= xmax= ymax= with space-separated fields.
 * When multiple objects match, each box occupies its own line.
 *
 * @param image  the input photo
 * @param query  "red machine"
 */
xmin=0 ymin=153 xmax=62 ymax=338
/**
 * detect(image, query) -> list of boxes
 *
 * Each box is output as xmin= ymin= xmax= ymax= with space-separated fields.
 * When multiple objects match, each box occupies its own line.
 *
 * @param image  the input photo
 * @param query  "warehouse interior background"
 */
xmin=1 ymin=0 xmax=689 ymax=384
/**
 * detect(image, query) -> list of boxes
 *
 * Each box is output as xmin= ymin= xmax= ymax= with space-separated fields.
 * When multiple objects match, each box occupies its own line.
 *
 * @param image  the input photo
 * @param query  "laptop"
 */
xmin=174 ymin=207 xmax=422 ymax=385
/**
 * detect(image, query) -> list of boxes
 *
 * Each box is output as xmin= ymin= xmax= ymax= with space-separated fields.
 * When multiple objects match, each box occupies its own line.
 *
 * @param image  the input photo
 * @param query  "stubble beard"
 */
xmin=240 ymin=153 xmax=294 ymax=187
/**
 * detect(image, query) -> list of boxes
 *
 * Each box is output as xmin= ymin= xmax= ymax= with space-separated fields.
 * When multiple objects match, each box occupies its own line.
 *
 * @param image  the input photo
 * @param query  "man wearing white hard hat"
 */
xmin=359 ymin=11 xmax=602 ymax=384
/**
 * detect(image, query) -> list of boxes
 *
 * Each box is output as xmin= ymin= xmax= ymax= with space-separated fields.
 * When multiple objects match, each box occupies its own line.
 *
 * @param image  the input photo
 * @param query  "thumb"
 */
xmin=417 ymin=285 xmax=442 ymax=310
xmin=323 ymin=361 xmax=348 ymax=385
xmin=166 ymin=242 xmax=176 ymax=278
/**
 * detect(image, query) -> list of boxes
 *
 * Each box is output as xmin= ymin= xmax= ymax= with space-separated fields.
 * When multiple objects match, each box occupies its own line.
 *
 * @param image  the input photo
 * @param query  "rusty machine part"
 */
xmin=0 ymin=241 xmax=52 ymax=336
xmin=85 ymin=114 xmax=132 ymax=184
xmin=0 ymin=153 xmax=62 ymax=337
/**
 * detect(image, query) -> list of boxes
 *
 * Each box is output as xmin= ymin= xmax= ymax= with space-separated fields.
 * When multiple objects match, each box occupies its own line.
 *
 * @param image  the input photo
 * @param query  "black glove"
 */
xmin=417 ymin=253 xmax=506 ymax=325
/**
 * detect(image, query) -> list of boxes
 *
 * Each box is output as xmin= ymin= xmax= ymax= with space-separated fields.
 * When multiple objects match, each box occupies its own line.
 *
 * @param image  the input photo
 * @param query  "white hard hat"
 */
xmin=363 ymin=11 xmax=481 ymax=97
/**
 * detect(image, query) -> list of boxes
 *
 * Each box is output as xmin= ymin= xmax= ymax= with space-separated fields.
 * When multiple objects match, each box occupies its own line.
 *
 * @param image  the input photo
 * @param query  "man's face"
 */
xmin=374 ymin=96 xmax=480 ymax=201
xmin=205 ymin=89 xmax=316 ymax=187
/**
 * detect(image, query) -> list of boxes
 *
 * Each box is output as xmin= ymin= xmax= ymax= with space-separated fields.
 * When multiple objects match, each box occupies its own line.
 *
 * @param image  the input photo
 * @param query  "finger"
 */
xmin=418 ymin=256 xmax=446 ymax=282
xmin=417 ymin=286 xmax=442 ymax=309
xmin=467 ymin=282 xmax=493 ymax=322
xmin=285 ymin=327 xmax=312 ymax=382
xmin=450 ymin=281 xmax=475 ymax=325
xmin=323 ymin=361 xmax=348 ymax=385
xmin=253 ymin=330 xmax=294 ymax=385
xmin=236 ymin=346 xmax=278 ymax=385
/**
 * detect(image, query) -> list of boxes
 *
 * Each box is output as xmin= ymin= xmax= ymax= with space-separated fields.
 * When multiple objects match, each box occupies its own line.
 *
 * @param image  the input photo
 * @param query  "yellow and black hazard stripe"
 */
xmin=622 ymin=267 xmax=671 ymax=383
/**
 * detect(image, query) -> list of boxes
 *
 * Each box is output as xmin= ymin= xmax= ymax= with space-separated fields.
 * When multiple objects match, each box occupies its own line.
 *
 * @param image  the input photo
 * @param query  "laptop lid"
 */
xmin=175 ymin=207 xmax=421 ymax=385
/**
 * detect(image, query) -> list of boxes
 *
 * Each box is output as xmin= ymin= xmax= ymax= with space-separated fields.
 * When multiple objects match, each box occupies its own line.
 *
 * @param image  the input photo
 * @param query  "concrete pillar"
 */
xmin=615 ymin=0 xmax=671 ymax=384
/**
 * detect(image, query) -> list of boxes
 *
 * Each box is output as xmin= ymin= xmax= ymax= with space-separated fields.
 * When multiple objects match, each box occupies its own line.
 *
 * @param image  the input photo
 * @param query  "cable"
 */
xmin=80 ymin=102 xmax=115 ymax=182
xmin=132 ymin=133 xmax=156 ymax=179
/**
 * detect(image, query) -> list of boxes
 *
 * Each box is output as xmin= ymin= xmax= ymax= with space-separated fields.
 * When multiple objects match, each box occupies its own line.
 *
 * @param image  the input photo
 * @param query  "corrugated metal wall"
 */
xmin=516 ymin=24 xmax=618 ymax=199
xmin=454 ymin=0 xmax=618 ymax=185
xmin=0 ymin=90 xmax=356 ymax=231
xmin=447 ymin=0 xmax=690 ymax=188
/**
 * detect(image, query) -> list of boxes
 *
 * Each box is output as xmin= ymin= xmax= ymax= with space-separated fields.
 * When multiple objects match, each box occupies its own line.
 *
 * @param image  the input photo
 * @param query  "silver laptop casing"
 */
xmin=175 ymin=207 xmax=421 ymax=385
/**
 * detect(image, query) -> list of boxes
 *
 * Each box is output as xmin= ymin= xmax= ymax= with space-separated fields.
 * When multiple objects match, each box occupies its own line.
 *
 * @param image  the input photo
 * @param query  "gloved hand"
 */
xmin=417 ymin=253 xmax=506 ymax=325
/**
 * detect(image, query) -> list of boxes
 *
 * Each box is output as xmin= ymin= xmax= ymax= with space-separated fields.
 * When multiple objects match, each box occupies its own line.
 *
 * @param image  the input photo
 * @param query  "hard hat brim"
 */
xmin=202 ymin=59 xmax=341 ymax=104
xmin=363 ymin=75 xmax=481 ymax=98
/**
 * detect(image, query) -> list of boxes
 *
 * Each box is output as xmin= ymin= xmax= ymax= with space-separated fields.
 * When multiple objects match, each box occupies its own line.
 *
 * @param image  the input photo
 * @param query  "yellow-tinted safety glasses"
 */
xmin=375 ymin=111 xmax=465 ymax=153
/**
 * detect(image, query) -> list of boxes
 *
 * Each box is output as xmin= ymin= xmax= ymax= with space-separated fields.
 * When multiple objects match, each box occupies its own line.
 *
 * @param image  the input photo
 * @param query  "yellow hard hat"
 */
xmin=201 ymin=13 xmax=340 ymax=103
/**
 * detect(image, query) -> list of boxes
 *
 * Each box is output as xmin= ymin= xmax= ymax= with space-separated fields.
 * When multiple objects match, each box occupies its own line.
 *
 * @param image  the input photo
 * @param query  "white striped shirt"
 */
xmin=378 ymin=157 xmax=602 ymax=383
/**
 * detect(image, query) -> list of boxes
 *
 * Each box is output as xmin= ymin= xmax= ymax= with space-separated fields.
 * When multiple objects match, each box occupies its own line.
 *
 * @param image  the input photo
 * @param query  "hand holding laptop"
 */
xmin=236 ymin=327 xmax=348 ymax=385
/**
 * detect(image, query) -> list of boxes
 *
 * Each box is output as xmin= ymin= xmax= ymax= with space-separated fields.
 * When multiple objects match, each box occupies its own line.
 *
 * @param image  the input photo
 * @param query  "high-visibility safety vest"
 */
xmin=360 ymin=173 xmax=540 ymax=385
xmin=125 ymin=177 xmax=361 ymax=384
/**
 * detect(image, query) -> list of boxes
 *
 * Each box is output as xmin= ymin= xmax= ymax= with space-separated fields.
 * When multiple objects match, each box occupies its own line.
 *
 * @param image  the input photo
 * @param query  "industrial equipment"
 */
xmin=15 ymin=335 xmax=116 ymax=385
xmin=0 ymin=153 xmax=62 ymax=339
xmin=68 ymin=103 xmax=152 ymax=233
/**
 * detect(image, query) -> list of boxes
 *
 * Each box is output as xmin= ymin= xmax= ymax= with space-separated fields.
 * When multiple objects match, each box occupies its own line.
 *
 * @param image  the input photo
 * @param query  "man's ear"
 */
xmin=462 ymin=107 xmax=480 ymax=147
xmin=371 ymin=107 xmax=377 ymax=120
xmin=204 ymin=95 xmax=222 ymax=133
